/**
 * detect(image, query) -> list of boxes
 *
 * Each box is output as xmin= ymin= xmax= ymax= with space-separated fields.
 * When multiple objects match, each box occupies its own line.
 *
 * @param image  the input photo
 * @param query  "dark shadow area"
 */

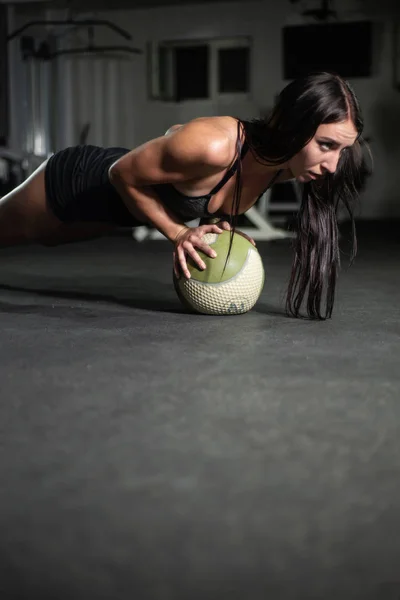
xmin=0 ymin=283 xmax=285 ymax=319
xmin=0 ymin=281 xmax=185 ymax=315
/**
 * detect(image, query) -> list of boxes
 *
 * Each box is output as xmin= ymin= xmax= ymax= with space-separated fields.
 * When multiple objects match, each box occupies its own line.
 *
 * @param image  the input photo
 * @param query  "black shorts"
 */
xmin=44 ymin=145 xmax=144 ymax=227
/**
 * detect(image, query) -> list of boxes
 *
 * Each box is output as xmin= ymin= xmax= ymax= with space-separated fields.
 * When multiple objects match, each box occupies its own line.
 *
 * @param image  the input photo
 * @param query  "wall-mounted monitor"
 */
xmin=282 ymin=21 xmax=373 ymax=79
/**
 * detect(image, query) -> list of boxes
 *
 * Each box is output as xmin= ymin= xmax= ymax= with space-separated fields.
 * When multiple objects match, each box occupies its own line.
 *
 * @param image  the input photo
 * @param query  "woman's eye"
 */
xmin=319 ymin=141 xmax=332 ymax=151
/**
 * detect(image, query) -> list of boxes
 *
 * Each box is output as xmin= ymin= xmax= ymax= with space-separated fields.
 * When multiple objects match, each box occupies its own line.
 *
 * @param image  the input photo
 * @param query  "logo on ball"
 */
xmin=225 ymin=300 xmax=246 ymax=314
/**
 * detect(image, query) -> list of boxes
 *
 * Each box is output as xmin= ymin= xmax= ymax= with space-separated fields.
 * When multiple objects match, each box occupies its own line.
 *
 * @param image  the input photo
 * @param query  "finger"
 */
xmin=244 ymin=235 xmax=256 ymax=246
xmin=181 ymin=239 xmax=208 ymax=269
xmin=219 ymin=221 xmax=231 ymax=231
xmin=192 ymin=240 xmax=217 ymax=260
xmin=185 ymin=246 xmax=209 ymax=271
xmin=177 ymin=246 xmax=191 ymax=279
xmin=201 ymin=224 xmax=223 ymax=234
xmin=236 ymin=230 xmax=256 ymax=246
xmin=185 ymin=233 xmax=218 ymax=260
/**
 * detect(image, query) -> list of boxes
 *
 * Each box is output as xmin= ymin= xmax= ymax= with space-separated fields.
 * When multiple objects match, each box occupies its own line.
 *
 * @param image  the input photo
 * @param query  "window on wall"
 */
xmin=148 ymin=37 xmax=251 ymax=102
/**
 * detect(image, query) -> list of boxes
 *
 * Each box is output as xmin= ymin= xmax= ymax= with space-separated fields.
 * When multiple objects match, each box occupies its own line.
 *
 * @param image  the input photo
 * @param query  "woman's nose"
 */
xmin=321 ymin=151 xmax=340 ymax=174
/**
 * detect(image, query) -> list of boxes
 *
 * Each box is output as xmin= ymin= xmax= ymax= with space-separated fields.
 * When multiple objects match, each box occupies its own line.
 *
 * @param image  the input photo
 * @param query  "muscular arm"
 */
xmin=109 ymin=174 xmax=187 ymax=243
xmin=108 ymin=120 xmax=233 ymax=242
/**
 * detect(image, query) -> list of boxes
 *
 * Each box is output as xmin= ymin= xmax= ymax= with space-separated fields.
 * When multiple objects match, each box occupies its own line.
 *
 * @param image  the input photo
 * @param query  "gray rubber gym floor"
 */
xmin=0 ymin=221 xmax=399 ymax=600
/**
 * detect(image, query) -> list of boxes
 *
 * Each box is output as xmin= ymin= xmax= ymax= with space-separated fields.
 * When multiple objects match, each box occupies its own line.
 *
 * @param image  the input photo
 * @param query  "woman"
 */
xmin=0 ymin=71 xmax=367 ymax=320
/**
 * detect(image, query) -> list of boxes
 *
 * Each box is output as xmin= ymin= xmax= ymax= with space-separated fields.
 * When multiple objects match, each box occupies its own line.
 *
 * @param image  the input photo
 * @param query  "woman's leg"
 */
xmin=0 ymin=159 xmax=115 ymax=248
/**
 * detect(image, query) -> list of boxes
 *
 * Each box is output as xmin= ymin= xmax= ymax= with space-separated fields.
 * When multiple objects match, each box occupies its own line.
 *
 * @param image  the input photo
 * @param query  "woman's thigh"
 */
xmin=0 ymin=160 xmax=116 ymax=247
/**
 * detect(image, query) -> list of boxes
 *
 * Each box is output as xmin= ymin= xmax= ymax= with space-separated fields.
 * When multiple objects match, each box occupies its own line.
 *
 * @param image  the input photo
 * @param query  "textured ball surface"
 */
xmin=173 ymin=231 xmax=265 ymax=315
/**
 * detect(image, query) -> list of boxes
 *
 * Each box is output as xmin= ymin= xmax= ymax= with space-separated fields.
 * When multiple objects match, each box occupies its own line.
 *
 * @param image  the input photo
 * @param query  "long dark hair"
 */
xmin=229 ymin=71 xmax=368 ymax=320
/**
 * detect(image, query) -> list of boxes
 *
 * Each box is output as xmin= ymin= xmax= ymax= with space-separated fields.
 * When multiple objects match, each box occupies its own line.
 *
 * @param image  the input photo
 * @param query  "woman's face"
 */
xmin=287 ymin=118 xmax=358 ymax=182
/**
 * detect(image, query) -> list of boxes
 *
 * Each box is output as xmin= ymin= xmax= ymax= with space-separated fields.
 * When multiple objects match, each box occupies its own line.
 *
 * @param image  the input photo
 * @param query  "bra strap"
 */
xmin=208 ymin=124 xmax=248 ymax=196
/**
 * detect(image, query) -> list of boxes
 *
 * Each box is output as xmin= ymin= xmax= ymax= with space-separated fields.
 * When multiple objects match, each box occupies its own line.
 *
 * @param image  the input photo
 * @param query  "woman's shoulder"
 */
xmin=186 ymin=116 xmax=239 ymax=141
xmin=167 ymin=116 xmax=239 ymax=168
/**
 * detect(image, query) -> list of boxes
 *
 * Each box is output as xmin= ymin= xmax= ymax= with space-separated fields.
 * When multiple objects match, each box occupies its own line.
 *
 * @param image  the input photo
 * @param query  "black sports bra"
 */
xmin=152 ymin=140 xmax=249 ymax=222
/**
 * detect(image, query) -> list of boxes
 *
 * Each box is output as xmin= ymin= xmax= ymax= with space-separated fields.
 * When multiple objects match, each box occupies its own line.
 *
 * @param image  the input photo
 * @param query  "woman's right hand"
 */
xmin=173 ymin=221 xmax=231 ymax=279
